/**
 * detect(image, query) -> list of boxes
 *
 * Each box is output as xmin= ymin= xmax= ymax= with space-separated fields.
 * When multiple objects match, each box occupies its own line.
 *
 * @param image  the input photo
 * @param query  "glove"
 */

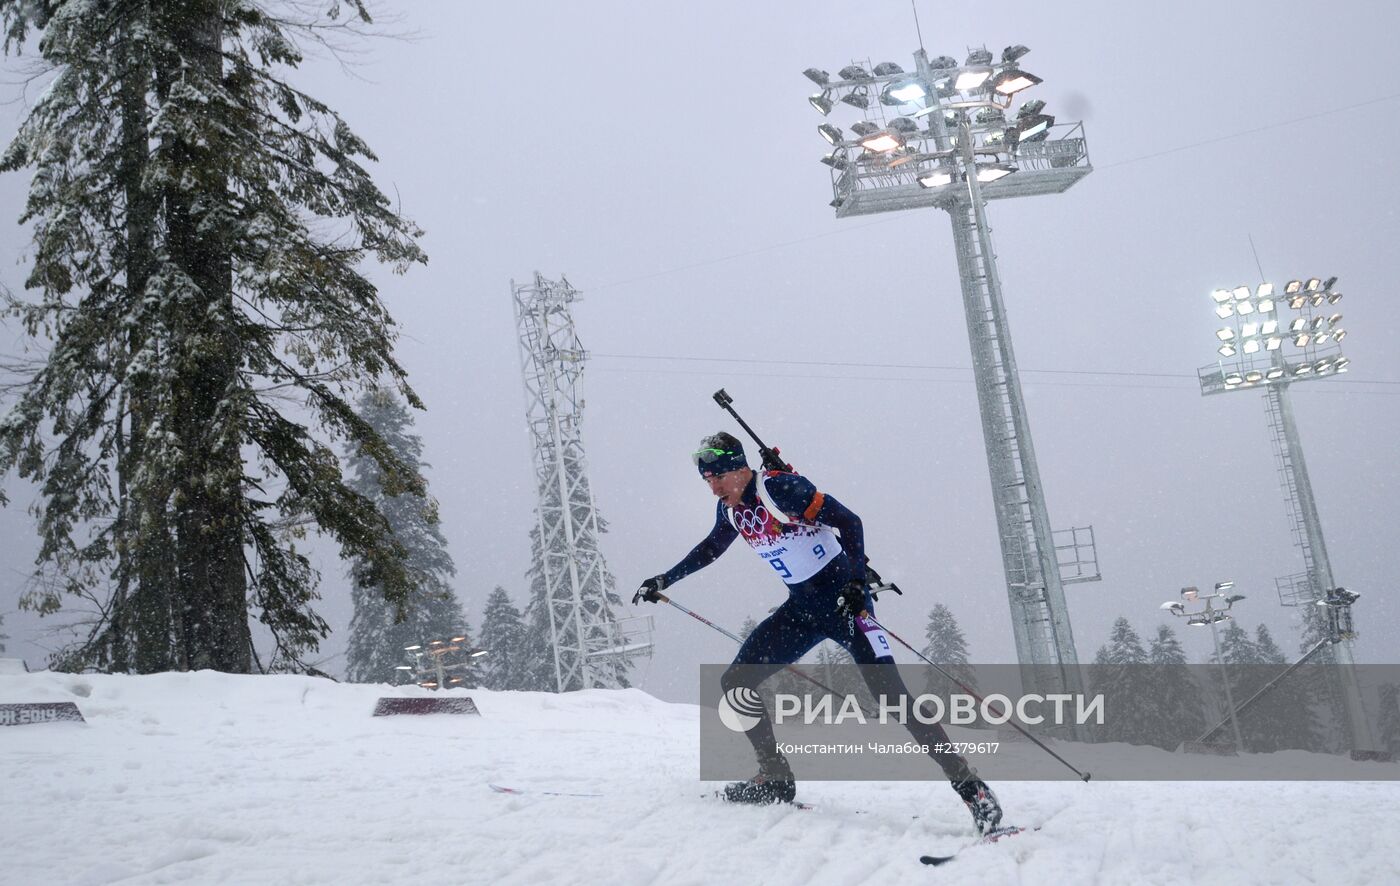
xmin=836 ymin=576 xmax=868 ymax=618
xmin=633 ymin=575 xmax=667 ymax=605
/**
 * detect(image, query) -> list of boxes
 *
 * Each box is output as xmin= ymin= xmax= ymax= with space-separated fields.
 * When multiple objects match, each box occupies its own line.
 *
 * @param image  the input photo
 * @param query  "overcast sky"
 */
xmin=2 ymin=1 xmax=1398 ymax=701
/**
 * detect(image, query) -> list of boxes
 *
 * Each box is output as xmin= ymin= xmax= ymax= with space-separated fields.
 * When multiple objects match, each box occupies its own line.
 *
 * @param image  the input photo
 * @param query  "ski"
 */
xmin=919 ymin=825 xmax=1035 ymax=866
xmin=705 ymin=790 xmax=816 ymax=810
xmin=488 ymin=783 xmax=602 ymax=798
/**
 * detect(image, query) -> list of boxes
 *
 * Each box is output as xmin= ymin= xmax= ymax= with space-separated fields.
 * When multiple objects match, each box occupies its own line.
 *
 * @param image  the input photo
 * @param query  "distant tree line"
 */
xmin=1089 ymin=615 xmax=1327 ymax=753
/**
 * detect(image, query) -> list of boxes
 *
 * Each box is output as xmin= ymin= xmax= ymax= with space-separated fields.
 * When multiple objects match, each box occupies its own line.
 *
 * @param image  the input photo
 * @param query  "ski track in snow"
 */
xmin=1 ymin=671 xmax=1397 ymax=886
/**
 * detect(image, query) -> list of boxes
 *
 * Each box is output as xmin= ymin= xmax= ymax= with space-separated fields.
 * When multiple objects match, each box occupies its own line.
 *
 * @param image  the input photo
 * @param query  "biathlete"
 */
xmin=633 ymin=432 xmax=1005 ymax=835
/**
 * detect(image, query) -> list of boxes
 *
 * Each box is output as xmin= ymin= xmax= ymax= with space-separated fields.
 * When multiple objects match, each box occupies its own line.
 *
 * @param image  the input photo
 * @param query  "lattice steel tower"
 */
xmin=800 ymin=46 xmax=1100 ymax=700
xmin=1197 ymin=276 xmax=1375 ymax=750
xmin=514 ymin=272 xmax=652 ymax=692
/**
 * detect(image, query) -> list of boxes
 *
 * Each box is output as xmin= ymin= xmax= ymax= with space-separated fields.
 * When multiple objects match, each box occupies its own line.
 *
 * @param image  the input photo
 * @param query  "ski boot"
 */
xmin=723 ymin=751 xmax=796 ymax=805
xmin=953 ymin=777 xmax=1003 ymax=836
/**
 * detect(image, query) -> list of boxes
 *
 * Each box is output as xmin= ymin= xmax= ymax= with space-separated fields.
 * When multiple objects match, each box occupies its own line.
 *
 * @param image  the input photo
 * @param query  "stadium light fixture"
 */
xmin=1014 ymin=113 xmax=1054 ymax=142
xmin=884 ymin=80 xmax=928 ymax=104
xmin=859 ymin=131 xmax=903 ymax=152
xmin=1002 ymin=44 xmax=1030 ymax=63
xmin=918 ymin=168 xmax=956 ymax=188
xmin=975 ymin=163 xmax=1016 ymax=183
xmin=992 ymin=69 xmax=1042 ymax=95
xmin=841 ymin=90 xmax=870 ymax=110
xmin=955 ymin=67 xmax=993 ymax=91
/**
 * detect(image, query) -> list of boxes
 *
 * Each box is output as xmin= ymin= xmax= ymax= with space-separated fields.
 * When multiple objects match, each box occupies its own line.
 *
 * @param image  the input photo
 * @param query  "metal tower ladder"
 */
xmin=946 ymin=193 xmax=1088 ymax=702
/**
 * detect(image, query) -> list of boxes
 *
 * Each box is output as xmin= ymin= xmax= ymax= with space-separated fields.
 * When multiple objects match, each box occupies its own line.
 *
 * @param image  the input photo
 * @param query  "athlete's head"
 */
xmin=693 ymin=432 xmax=747 ymax=478
xmin=694 ymin=432 xmax=751 ymax=505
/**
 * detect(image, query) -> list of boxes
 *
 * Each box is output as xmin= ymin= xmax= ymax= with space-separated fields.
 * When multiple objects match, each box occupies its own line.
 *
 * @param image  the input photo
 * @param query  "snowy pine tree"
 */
xmin=812 ymin=640 xmax=874 ymax=710
xmin=1244 ymin=624 xmax=1322 ymax=752
xmin=344 ymin=389 xmax=468 ymax=686
xmin=1207 ymin=621 xmax=1312 ymax=753
xmin=1215 ymin=621 xmax=1258 ymax=667
xmin=520 ymin=521 xmax=563 ymax=692
xmin=920 ymin=603 xmax=978 ymax=698
xmin=1206 ymin=621 xmax=1258 ymax=746
xmin=520 ymin=492 xmax=629 ymax=692
xmin=479 ymin=587 xmax=529 ymax=691
xmin=1092 ymin=617 xmax=1157 ymax=745
xmin=1253 ymin=623 xmax=1286 ymax=665
xmin=1146 ymin=623 xmax=1206 ymax=750
xmin=0 ymin=1 xmax=426 ymax=674
xmin=739 ymin=617 xmax=759 ymax=641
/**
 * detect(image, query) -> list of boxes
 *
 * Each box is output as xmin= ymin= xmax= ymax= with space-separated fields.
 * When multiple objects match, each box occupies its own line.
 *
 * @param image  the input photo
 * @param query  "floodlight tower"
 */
xmin=1196 ymin=276 xmax=1375 ymax=750
xmin=514 ymin=272 xmax=653 ymax=692
xmin=802 ymin=46 xmax=1098 ymax=700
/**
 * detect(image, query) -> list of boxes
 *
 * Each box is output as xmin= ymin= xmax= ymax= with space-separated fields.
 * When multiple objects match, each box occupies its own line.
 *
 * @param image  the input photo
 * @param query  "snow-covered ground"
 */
xmin=2 ymin=669 xmax=1396 ymax=885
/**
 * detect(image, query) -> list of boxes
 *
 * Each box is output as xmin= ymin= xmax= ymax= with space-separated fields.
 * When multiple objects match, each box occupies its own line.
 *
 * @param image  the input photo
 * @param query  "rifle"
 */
xmin=711 ymin=388 xmax=903 ymax=602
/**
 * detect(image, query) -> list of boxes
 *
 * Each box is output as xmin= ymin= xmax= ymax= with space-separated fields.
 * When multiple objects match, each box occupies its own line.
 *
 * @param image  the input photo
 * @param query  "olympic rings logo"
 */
xmin=734 ymin=505 xmax=772 ymax=537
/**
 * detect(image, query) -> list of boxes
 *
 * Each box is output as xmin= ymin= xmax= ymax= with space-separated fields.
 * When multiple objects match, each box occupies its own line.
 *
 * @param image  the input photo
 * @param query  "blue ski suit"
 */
xmin=661 ymin=469 xmax=973 ymax=782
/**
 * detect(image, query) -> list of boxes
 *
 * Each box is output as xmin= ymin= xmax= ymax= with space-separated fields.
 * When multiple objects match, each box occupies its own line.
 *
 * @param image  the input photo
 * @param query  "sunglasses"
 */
xmin=692 ymin=447 xmax=739 ymax=465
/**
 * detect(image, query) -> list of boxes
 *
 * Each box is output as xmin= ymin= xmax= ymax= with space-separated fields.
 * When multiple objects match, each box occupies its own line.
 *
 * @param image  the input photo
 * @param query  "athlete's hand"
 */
xmin=836 ymin=576 xmax=868 ymax=618
xmin=633 ymin=575 xmax=667 ymax=605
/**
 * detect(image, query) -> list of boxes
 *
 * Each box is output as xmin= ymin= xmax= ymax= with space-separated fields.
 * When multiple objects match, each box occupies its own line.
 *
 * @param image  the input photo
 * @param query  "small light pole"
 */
xmin=1162 ymin=582 xmax=1247 ymax=752
xmin=402 ymin=638 xmax=488 ymax=690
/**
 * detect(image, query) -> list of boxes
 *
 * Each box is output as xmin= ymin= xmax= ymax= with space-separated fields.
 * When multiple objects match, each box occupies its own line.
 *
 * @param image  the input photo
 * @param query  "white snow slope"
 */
xmin=2 ymin=670 xmax=1397 ymax=886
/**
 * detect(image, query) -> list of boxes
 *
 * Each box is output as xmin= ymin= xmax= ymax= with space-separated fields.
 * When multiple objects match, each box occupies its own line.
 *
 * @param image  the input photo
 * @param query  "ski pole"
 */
xmin=862 ymin=613 xmax=1093 ymax=782
xmin=657 ymin=594 xmax=847 ymax=699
